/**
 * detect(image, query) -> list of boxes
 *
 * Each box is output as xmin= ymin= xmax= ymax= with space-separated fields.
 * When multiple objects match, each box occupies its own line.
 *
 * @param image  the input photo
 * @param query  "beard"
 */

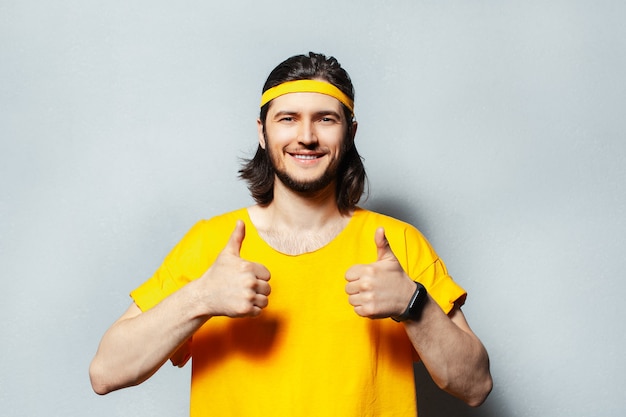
xmin=265 ymin=136 xmax=346 ymax=195
xmin=273 ymin=161 xmax=337 ymax=193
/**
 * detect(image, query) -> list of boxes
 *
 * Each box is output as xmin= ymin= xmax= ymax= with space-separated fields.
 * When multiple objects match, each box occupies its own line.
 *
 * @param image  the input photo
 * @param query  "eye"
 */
xmin=278 ymin=116 xmax=294 ymax=122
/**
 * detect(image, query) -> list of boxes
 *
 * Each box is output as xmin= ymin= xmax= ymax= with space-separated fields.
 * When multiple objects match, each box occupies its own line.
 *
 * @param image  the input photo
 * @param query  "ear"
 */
xmin=257 ymin=118 xmax=266 ymax=149
xmin=349 ymin=120 xmax=358 ymax=142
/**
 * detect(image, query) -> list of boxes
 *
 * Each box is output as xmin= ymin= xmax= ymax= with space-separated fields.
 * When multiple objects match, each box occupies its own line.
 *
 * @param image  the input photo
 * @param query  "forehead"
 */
xmin=267 ymin=92 xmax=344 ymax=114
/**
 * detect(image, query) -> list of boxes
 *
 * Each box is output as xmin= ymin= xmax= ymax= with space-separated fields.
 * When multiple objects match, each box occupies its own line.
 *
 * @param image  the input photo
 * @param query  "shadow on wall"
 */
xmin=415 ymin=363 xmax=505 ymax=417
xmin=362 ymin=197 xmax=429 ymax=232
xmin=366 ymin=198 xmax=509 ymax=417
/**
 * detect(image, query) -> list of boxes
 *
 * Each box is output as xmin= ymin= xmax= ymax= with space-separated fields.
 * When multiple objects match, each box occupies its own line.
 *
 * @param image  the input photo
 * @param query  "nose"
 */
xmin=298 ymin=120 xmax=318 ymax=146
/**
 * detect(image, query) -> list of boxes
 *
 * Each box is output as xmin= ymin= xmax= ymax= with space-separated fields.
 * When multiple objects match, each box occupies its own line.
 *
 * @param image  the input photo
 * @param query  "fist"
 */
xmin=200 ymin=220 xmax=271 ymax=318
xmin=345 ymin=227 xmax=416 ymax=319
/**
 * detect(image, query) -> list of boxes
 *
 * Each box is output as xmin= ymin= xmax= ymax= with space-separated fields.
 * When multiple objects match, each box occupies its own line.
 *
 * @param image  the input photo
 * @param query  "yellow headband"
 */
xmin=260 ymin=79 xmax=354 ymax=113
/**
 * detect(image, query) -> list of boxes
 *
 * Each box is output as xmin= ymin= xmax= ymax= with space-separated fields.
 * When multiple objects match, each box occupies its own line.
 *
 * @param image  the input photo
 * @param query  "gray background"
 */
xmin=1 ymin=1 xmax=625 ymax=416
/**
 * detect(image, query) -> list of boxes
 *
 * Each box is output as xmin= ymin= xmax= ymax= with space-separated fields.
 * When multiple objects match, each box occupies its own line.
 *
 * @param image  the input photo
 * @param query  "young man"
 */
xmin=90 ymin=52 xmax=492 ymax=416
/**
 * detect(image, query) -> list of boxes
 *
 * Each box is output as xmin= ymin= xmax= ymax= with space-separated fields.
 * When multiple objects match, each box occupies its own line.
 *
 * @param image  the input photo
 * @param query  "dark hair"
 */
xmin=239 ymin=52 xmax=367 ymax=214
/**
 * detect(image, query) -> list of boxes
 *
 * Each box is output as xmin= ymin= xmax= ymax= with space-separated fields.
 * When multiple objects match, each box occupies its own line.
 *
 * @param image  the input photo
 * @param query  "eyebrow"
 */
xmin=272 ymin=110 xmax=344 ymax=119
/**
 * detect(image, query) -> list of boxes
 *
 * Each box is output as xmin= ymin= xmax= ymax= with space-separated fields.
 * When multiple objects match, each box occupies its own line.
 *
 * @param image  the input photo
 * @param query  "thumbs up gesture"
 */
xmin=198 ymin=220 xmax=271 ymax=318
xmin=345 ymin=228 xmax=417 ymax=319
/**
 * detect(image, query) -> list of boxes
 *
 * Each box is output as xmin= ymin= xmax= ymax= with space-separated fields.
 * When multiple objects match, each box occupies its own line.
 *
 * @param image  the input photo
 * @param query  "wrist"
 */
xmin=184 ymin=279 xmax=217 ymax=320
xmin=392 ymin=281 xmax=427 ymax=322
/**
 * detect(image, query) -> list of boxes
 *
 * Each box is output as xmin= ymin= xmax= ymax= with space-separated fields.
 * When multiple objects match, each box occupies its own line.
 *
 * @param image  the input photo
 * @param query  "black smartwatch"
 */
xmin=392 ymin=281 xmax=427 ymax=322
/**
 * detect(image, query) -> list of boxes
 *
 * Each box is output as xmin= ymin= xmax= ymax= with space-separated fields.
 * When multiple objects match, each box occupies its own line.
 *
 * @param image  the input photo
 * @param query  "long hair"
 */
xmin=239 ymin=52 xmax=367 ymax=214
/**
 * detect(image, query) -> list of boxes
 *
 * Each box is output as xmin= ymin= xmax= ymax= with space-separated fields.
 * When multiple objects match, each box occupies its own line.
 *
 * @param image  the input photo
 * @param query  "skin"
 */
xmin=89 ymin=91 xmax=492 ymax=406
xmin=260 ymin=92 xmax=349 ymax=195
xmin=89 ymin=220 xmax=270 ymax=393
xmin=345 ymin=227 xmax=493 ymax=406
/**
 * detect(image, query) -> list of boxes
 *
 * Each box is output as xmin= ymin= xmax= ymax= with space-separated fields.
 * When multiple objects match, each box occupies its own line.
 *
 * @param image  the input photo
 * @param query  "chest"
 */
xmin=257 ymin=222 xmax=349 ymax=255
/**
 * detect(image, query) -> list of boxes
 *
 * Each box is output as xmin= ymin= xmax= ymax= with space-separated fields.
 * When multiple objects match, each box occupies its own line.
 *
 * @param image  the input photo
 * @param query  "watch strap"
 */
xmin=392 ymin=281 xmax=427 ymax=322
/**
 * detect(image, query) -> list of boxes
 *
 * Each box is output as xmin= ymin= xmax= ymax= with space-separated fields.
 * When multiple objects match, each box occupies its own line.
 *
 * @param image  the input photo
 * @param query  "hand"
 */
xmin=345 ymin=227 xmax=417 ymax=319
xmin=199 ymin=220 xmax=271 ymax=318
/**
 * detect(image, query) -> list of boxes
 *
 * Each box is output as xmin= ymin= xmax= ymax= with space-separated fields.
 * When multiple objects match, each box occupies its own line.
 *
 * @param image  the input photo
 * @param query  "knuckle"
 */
xmin=238 ymin=261 xmax=253 ymax=273
xmin=233 ymin=302 xmax=253 ymax=316
xmin=243 ymin=275 xmax=256 ymax=289
xmin=363 ymin=304 xmax=379 ymax=317
xmin=243 ymin=288 xmax=256 ymax=301
xmin=363 ymin=265 xmax=375 ymax=276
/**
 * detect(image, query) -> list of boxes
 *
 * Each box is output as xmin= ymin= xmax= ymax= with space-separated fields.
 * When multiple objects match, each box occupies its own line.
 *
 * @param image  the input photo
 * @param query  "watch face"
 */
xmin=407 ymin=284 xmax=426 ymax=319
xmin=392 ymin=282 xmax=427 ymax=322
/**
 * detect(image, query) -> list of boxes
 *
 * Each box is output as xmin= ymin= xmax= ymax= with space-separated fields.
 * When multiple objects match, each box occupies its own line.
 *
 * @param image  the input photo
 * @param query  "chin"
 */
xmin=276 ymin=171 xmax=335 ymax=194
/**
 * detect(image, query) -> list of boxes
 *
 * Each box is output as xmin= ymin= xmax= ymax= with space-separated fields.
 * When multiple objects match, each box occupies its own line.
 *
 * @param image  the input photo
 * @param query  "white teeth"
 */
xmin=294 ymin=154 xmax=318 ymax=160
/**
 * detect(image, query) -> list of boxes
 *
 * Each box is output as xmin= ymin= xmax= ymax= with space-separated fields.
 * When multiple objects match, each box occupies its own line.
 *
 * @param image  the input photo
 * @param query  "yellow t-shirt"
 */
xmin=131 ymin=208 xmax=466 ymax=417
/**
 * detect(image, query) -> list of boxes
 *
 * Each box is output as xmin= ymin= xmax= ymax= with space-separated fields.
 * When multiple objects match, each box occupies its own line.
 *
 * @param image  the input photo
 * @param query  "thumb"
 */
xmin=223 ymin=220 xmax=245 ymax=256
xmin=375 ymin=227 xmax=395 ymax=262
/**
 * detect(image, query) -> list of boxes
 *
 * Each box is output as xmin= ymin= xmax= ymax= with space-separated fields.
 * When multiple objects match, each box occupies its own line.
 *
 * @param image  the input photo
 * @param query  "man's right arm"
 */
xmin=89 ymin=285 xmax=210 ymax=395
xmin=89 ymin=220 xmax=271 ymax=395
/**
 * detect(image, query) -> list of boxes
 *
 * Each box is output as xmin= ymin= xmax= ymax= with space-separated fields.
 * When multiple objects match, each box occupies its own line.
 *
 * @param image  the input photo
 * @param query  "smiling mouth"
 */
xmin=292 ymin=154 xmax=321 ymax=160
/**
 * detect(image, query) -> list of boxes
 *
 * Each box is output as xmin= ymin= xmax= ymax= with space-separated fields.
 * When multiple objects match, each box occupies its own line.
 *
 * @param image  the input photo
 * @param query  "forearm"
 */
xmin=89 ymin=281 xmax=209 ymax=394
xmin=90 ymin=221 xmax=271 ymax=395
xmin=404 ymin=296 xmax=492 ymax=406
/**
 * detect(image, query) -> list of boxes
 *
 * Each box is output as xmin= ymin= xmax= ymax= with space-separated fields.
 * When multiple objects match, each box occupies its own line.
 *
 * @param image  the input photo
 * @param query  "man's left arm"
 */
xmin=345 ymin=227 xmax=492 ymax=406
xmin=404 ymin=297 xmax=492 ymax=406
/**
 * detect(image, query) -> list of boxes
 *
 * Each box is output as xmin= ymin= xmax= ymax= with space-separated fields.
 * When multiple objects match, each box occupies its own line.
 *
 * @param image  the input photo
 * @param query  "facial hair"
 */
xmin=265 ymin=135 xmax=347 ymax=194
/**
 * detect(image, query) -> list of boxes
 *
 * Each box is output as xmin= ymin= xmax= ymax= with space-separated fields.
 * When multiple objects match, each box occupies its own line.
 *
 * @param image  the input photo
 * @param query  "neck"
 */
xmin=268 ymin=180 xmax=343 ymax=231
xmin=247 ymin=180 xmax=353 ymax=255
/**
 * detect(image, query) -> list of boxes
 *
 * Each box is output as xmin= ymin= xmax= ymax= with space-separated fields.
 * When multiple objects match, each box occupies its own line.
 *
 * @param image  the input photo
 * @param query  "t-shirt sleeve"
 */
xmin=130 ymin=220 xmax=217 ymax=312
xmin=397 ymin=224 xmax=467 ymax=314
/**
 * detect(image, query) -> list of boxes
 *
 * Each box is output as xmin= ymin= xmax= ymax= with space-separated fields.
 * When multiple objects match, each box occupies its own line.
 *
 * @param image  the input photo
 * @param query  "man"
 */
xmin=90 ymin=52 xmax=492 ymax=416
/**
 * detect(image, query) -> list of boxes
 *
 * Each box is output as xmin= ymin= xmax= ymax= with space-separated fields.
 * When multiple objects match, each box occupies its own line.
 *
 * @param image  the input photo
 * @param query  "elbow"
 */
xmin=435 ymin=365 xmax=493 ymax=407
xmin=89 ymin=361 xmax=108 ymax=395
xmin=89 ymin=359 xmax=116 ymax=395
xmin=91 ymin=382 xmax=111 ymax=396
xmin=465 ymin=373 xmax=493 ymax=407
xmin=460 ymin=345 xmax=494 ymax=407
xmin=89 ymin=355 xmax=147 ymax=395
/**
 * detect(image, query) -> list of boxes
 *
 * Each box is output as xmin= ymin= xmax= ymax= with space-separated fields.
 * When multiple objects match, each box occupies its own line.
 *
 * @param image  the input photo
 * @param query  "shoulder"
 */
xmin=200 ymin=207 xmax=248 ymax=230
xmin=168 ymin=208 xmax=248 ymax=259
xmin=354 ymin=208 xmax=439 ymax=264
xmin=185 ymin=207 xmax=247 ymax=234
xmin=353 ymin=208 xmax=425 ymax=241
